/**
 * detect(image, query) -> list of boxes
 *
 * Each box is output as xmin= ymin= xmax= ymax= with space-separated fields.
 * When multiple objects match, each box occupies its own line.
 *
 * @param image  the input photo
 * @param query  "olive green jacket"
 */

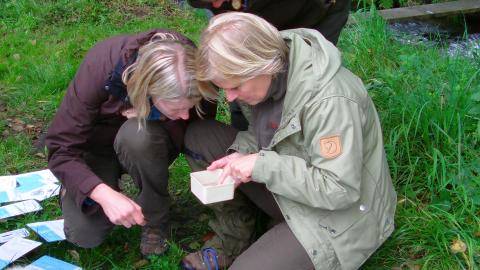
xmin=229 ymin=29 xmax=397 ymax=270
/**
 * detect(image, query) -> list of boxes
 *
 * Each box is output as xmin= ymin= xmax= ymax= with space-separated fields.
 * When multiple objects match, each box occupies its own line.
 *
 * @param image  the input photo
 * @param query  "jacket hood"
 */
xmin=280 ymin=29 xmax=342 ymax=122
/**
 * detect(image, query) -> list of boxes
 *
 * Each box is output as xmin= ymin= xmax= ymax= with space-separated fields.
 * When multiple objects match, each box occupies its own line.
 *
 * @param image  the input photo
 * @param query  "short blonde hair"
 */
xmin=122 ymin=33 xmax=203 ymax=124
xmin=197 ymin=12 xmax=288 ymax=97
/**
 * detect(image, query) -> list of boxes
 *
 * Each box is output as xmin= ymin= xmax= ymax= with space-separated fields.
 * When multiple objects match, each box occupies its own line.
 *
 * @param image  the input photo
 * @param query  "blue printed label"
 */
xmin=0 ymin=208 xmax=9 ymax=219
xmin=16 ymin=173 xmax=44 ymax=192
xmin=0 ymin=259 xmax=9 ymax=270
xmin=29 ymin=256 xmax=80 ymax=270
xmin=30 ymin=225 xmax=62 ymax=242
xmin=0 ymin=192 xmax=8 ymax=204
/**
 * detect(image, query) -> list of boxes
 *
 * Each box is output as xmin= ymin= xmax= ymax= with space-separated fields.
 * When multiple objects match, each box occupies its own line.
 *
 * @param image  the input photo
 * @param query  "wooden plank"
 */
xmin=348 ymin=0 xmax=480 ymax=24
xmin=378 ymin=0 xmax=480 ymax=21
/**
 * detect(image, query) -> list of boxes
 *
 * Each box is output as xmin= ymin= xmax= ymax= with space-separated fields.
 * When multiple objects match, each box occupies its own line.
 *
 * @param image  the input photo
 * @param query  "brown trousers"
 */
xmin=61 ymin=119 xmax=178 ymax=248
xmin=185 ymin=119 xmax=314 ymax=270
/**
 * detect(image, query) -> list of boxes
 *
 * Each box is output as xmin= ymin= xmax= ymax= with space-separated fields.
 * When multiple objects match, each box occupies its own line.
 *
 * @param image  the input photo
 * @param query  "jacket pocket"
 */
xmin=317 ymin=198 xmax=370 ymax=238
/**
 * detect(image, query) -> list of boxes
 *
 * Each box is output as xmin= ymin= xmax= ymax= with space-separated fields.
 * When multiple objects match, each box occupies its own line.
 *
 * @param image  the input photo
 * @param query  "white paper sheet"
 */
xmin=27 ymin=219 xmax=65 ymax=242
xmin=25 ymin=255 xmax=81 ymax=270
xmin=0 ymin=169 xmax=59 ymax=204
xmin=0 ymin=200 xmax=43 ymax=220
xmin=0 ymin=177 xmax=16 ymax=191
xmin=0 ymin=238 xmax=42 ymax=269
xmin=0 ymin=228 xmax=30 ymax=244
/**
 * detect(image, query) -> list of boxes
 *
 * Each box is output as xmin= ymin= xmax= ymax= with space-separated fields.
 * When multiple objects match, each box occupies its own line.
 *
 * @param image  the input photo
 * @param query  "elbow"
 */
xmin=313 ymin=189 xmax=360 ymax=210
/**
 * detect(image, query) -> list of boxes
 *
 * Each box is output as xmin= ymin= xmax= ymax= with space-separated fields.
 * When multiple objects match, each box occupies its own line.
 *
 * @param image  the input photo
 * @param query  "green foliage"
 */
xmin=342 ymin=11 xmax=480 ymax=270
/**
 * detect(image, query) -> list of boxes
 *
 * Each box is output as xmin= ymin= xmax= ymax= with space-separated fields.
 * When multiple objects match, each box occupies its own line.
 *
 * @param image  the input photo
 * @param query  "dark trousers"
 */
xmin=61 ymin=119 xmax=178 ymax=248
xmin=185 ymin=119 xmax=314 ymax=270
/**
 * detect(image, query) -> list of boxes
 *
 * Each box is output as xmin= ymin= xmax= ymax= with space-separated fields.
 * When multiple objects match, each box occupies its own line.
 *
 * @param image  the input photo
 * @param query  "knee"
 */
xmin=64 ymin=224 xmax=108 ymax=248
xmin=184 ymin=119 xmax=222 ymax=152
xmin=115 ymin=119 xmax=169 ymax=156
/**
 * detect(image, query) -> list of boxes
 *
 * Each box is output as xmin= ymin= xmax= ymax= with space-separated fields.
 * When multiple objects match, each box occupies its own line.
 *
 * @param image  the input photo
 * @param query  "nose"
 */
xmin=211 ymin=0 xmax=225 ymax=8
xmin=179 ymin=110 xmax=189 ymax=120
xmin=224 ymin=90 xmax=238 ymax=102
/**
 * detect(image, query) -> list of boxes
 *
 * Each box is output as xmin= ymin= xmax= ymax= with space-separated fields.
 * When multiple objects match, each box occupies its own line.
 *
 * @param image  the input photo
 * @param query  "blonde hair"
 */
xmin=122 ymin=33 xmax=203 ymax=125
xmin=196 ymin=12 xmax=288 ymax=97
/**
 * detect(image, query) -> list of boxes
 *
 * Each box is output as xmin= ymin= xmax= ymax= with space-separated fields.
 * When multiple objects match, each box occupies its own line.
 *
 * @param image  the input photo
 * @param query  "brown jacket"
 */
xmin=46 ymin=29 xmax=215 ymax=211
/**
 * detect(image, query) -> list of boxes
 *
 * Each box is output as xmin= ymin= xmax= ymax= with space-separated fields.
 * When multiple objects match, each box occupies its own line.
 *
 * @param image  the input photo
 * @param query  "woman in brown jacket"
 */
xmin=45 ymin=29 xmax=215 ymax=257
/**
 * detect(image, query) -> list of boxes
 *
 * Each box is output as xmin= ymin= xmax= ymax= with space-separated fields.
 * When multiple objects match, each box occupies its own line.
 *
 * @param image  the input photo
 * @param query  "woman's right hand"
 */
xmin=207 ymin=152 xmax=245 ymax=185
xmin=207 ymin=152 xmax=245 ymax=171
xmin=89 ymin=183 xmax=146 ymax=228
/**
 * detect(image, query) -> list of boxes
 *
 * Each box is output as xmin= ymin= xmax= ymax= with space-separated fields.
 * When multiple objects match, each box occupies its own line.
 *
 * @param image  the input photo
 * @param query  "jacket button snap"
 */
xmin=359 ymin=204 xmax=366 ymax=211
xmin=259 ymin=152 xmax=265 ymax=157
xmin=311 ymin=250 xmax=317 ymax=256
xmin=285 ymin=215 xmax=290 ymax=220
xmin=105 ymin=85 xmax=110 ymax=90
xmin=291 ymin=124 xmax=296 ymax=129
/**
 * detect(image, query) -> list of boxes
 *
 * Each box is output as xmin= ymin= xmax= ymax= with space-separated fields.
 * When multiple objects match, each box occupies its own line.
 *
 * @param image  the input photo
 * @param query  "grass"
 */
xmin=342 ymin=10 xmax=480 ymax=269
xmin=1 ymin=0 xmax=479 ymax=269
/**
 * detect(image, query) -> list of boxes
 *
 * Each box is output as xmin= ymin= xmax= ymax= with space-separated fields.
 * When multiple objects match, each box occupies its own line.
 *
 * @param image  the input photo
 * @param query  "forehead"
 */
xmin=154 ymin=97 xmax=193 ymax=107
xmin=212 ymin=78 xmax=242 ymax=89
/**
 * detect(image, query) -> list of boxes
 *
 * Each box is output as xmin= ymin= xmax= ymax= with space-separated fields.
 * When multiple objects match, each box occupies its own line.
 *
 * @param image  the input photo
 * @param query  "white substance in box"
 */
xmin=190 ymin=169 xmax=234 ymax=204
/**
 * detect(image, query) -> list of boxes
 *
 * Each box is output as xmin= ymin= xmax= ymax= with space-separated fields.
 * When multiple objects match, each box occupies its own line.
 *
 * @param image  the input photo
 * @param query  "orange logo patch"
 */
xmin=319 ymin=135 xmax=342 ymax=159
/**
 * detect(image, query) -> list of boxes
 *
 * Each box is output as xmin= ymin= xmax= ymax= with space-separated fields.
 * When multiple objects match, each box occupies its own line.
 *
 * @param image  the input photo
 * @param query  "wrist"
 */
xmin=89 ymin=183 xmax=112 ymax=204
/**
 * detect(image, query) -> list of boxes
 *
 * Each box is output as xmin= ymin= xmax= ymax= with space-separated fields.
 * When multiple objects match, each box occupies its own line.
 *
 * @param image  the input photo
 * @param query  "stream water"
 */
xmin=387 ymin=14 xmax=480 ymax=58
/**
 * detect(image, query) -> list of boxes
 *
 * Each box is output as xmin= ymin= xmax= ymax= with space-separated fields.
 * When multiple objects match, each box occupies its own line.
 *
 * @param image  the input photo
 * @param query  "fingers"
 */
xmin=218 ymin=165 xmax=231 ymax=184
xmin=118 ymin=208 xmax=144 ymax=228
xmin=208 ymin=152 xmax=244 ymax=171
xmin=207 ymin=156 xmax=228 ymax=170
xmin=132 ymin=201 xmax=146 ymax=226
xmin=209 ymin=153 xmax=254 ymax=185
xmin=105 ymin=196 xmax=145 ymax=228
xmin=225 ymin=154 xmax=257 ymax=185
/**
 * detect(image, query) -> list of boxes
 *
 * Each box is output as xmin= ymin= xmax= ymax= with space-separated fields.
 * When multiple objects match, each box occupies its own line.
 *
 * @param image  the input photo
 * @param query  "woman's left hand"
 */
xmin=219 ymin=153 xmax=258 ymax=187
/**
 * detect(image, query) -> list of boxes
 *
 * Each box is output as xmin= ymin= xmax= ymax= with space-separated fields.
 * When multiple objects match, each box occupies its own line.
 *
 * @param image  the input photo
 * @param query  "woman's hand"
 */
xmin=208 ymin=153 xmax=258 ymax=186
xmin=207 ymin=152 xmax=245 ymax=171
xmin=90 ymin=183 xmax=146 ymax=228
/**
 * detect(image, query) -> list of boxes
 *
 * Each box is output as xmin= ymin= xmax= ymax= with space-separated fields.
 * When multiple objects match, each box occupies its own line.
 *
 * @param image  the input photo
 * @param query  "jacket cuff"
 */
xmin=251 ymin=150 xmax=272 ymax=184
xmin=228 ymin=132 xmax=259 ymax=154
xmin=77 ymin=175 xmax=103 ymax=215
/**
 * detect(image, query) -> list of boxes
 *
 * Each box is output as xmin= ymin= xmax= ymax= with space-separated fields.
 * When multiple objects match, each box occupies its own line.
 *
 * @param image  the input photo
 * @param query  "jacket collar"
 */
xmin=279 ymin=29 xmax=342 ymax=127
xmin=104 ymin=52 xmax=137 ymax=106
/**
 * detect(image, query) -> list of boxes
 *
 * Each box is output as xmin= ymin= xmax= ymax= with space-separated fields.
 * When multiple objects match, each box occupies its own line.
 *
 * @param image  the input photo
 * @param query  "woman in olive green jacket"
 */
xmin=182 ymin=12 xmax=397 ymax=270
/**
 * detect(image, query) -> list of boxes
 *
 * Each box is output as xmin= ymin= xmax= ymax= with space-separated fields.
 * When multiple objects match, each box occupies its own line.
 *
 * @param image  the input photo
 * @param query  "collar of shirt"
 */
xmin=261 ymin=64 xmax=289 ymax=103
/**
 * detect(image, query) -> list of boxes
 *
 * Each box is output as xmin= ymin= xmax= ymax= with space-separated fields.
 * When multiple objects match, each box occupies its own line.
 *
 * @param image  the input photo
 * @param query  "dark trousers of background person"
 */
xmin=61 ymin=119 xmax=178 ymax=248
xmin=185 ymin=119 xmax=314 ymax=270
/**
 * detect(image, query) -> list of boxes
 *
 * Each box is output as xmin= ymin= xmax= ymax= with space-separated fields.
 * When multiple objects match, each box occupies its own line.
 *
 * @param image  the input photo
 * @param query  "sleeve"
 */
xmin=227 ymin=126 xmax=259 ymax=154
xmin=252 ymin=97 xmax=365 ymax=210
xmin=46 ymin=45 xmax=110 ymax=212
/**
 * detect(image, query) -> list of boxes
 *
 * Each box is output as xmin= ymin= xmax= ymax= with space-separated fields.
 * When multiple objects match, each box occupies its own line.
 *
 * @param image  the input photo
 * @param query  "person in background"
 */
xmin=187 ymin=0 xmax=352 ymax=131
xmin=182 ymin=12 xmax=396 ymax=270
xmin=45 ymin=29 xmax=216 ymax=257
